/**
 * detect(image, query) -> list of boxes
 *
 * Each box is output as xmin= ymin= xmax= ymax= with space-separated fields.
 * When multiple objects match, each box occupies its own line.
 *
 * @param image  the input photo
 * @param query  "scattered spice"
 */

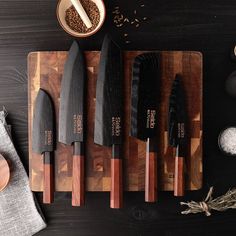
xmin=111 ymin=1 xmax=149 ymax=44
xmin=65 ymin=0 xmax=100 ymax=34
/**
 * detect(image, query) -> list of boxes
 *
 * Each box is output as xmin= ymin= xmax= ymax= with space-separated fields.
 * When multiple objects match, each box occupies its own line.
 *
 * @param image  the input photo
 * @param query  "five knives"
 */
xmin=130 ymin=53 xmax=160 ymax=202
xmin=168 ymin=74 xmax=187 ymax=197
xmin=94 ymin=35 xmax=124 ymax=209
xmin=32 ymin=89 xmax=55 ymax=204
xmin=58 ymin=41 xmax=86 ymax=206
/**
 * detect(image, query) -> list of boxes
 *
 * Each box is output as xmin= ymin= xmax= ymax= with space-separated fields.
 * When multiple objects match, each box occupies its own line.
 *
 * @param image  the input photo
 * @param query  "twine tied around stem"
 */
xmin=181 ymin=187 xmax=236 ymax=216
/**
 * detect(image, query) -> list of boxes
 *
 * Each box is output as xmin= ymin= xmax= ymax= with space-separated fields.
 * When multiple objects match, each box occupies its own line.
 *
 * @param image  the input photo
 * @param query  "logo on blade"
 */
xmin=112 ymin=117 xmax=121 ymax=137
xmin=178 ymin=123 xmax=185 ymax=138
xmin=146 ymin=109 xmax=156 ymax=129
xmin=73 ymin=114 xmax=83 ymax=134
xmin=45 ymin=130 xmax=53 ymax=146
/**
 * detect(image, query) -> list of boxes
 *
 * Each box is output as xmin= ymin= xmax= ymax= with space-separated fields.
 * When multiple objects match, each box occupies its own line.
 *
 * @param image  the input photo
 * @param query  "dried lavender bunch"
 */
xmin=181 ymin=187 xmax=236 ymax=216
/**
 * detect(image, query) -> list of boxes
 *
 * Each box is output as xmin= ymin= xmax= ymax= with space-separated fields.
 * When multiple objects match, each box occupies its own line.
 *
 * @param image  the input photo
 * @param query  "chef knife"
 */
xmin=94 ymin=35 xmax=123 ymax=209
xmin=32 ymin=89 xmax=55 ymax=204
xmin=168 ymin=74 xmax=187 ymax=197
xmin=59 ymin=41 xmax=86 ymax=206
xmin=130 ymin=53 xmax=160 ymax=202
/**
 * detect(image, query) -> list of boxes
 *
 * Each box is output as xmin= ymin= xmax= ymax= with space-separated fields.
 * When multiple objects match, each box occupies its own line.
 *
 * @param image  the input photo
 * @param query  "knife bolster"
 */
xmin=44 ymin=151 xmax=53 ymax=164
xmin=73 ymin=141 xmax=84 ymax=156
xmin=112 ymin=144 xmax=121 ymax=159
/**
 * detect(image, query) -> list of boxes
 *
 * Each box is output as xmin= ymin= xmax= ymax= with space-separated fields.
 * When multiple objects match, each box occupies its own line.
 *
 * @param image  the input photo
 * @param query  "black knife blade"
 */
xmin=58 ymin=41 xmax=86 ymax=206
xmin=130 ymin=53 xmax=160 ymax=202
xmin=32 ymin=89 xmax=55 ymax=204
xmin=94 ymin=34 xmax=123 ymax=208
xmin=168 ymin=74 xmax=187 ymax=196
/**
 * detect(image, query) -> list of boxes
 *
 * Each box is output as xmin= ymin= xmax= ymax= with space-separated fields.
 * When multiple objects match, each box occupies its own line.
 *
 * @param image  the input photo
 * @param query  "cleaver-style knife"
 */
xmin=32 ymin=89 xmax=55 ymax=204
xmin=94 ymin=35 xmax=123 ymax=209
xmin=59 ymin=41 xmax=86 ymax=206
xmin=168 ymin=74 xmax=187 ymax=197
xmin=130 ymin=53 xmax=160 ymax=202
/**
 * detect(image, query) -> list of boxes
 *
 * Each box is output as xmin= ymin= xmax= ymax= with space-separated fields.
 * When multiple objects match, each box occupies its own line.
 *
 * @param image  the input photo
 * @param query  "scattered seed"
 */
xmin=131 ymin=20 xmax=135 ymax=25
xmin=135 ymin=18 xmax=139 ymax=22
xmin=136 ymin=24 xmax=140 ymax=27
xmin=124 ymin=33 xmax=128 ymax=37
xmin=140 ymin=4 xmax=145 ymax=7
xmin=143 ymin=17 xmax=148 ymax=20
xmin=124 ymin=18 xmax=129 ymax=22
xmin=134 ymin=10 xmax=137 ymax=14
xmin=119 ymin=14 xmax=124 ymax=20
xmin=116 ymin=23 xmax=123 ymax=27
xmin=125 ymin=40 xmax=131 ymax=44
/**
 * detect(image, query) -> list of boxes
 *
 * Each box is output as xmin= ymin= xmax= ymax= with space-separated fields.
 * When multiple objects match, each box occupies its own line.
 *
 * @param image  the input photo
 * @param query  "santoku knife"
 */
xmin=94 ymin=34 xmax=123 ymax=209
xmin=32 ymin=89 xmax=55 ymax=204
xmin=168 ymin=74 xmax=187 ymax=197
xmin=130 ymin=53 xmax=160 ymax=202
xmin=59 ymin=41 xmax=86 ymax=206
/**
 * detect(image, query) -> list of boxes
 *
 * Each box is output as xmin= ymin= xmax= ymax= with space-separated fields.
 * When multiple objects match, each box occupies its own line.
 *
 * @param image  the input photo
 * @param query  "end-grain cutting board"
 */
xmin=28 ymin=51 xmax=202 ymax=192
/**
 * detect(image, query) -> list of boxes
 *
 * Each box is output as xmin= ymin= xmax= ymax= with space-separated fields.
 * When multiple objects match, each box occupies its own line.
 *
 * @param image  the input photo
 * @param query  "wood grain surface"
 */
xmin=28 ymin=50 xmax=202 ymax=192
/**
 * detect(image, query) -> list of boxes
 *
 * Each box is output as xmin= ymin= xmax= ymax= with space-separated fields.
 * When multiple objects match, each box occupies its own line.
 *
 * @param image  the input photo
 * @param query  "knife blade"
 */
xmin=130 ymin=53 xmax=160 ymax=202
xmin=58 ymin=41 xmax=86 ymax=206
xmin=32 ymin=89 xmax=55 ymax=204
xmin=168 ymin=74 xmax=187 ymax=196
xmin=94 ymin=34 xmax=123 ymax=209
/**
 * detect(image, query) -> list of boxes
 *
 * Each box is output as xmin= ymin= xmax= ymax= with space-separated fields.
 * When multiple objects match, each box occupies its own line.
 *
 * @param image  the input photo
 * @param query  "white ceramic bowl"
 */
xmin=57 ymin=0 xmax=106 ymax=37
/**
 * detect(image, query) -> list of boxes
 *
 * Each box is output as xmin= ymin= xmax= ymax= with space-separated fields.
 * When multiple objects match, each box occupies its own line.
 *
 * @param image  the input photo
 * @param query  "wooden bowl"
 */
xmin=0 ymin=154 xmax=10 ymax=191
xmin=57 ymin=0 xmax=106 ymax=38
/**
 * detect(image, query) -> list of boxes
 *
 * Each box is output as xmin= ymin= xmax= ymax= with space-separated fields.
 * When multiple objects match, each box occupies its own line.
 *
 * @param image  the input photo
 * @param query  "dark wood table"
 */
xmin=1 ymin=0 xmax=236 ymax=235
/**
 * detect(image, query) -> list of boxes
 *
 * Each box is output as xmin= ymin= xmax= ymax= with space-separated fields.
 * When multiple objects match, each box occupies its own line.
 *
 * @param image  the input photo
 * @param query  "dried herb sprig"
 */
xmin=181 ymin=187 xmax=236 ymax=216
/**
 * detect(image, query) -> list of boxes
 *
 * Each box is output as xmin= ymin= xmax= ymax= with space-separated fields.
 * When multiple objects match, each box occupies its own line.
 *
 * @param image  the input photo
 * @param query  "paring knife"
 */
xmin=130 ymin=53 xmax=160 ymax=202
xmin=59 ymin=41 xmax=86 ymax=206
xmin=32 ymin=89 xmax=55 ymax=204
xmin=168 ymin=74 xmax=187 ymax=197
xmin=94 ymin=35 xmax=123 ymax=209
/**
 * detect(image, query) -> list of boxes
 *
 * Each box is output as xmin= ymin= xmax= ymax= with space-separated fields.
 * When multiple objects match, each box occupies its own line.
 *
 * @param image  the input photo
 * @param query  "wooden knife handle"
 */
xmin=43 ymin=152 xmax=54 ymax=204
xmin=174 ymin=155 xmax=185 ymax=197
xmin=72 ymin=142 xmax=85 ymax=207
xmin=145 ymin=138 xmax=157 ymax=202
xmin=111 ymin=145 xmax=123 ymax=209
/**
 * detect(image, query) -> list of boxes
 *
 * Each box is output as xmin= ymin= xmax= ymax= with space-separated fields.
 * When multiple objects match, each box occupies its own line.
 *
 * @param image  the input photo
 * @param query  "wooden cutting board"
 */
xmin=28 ymin=51 xmax=202 ymax=192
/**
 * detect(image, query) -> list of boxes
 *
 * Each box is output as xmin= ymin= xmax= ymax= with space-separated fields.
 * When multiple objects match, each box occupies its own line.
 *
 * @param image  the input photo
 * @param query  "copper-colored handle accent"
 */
xmin=145 ymin=138 xmax=157 ymax=202
xmin=72 ymin=154 xmax=85 ymax=206
xmin=110 ymin=158 xmax=123 ymax=209
xmin=43 ymin=152 xmax=54 ymax=204
xmin=174 ymin=156 xmax=185 ymax=197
